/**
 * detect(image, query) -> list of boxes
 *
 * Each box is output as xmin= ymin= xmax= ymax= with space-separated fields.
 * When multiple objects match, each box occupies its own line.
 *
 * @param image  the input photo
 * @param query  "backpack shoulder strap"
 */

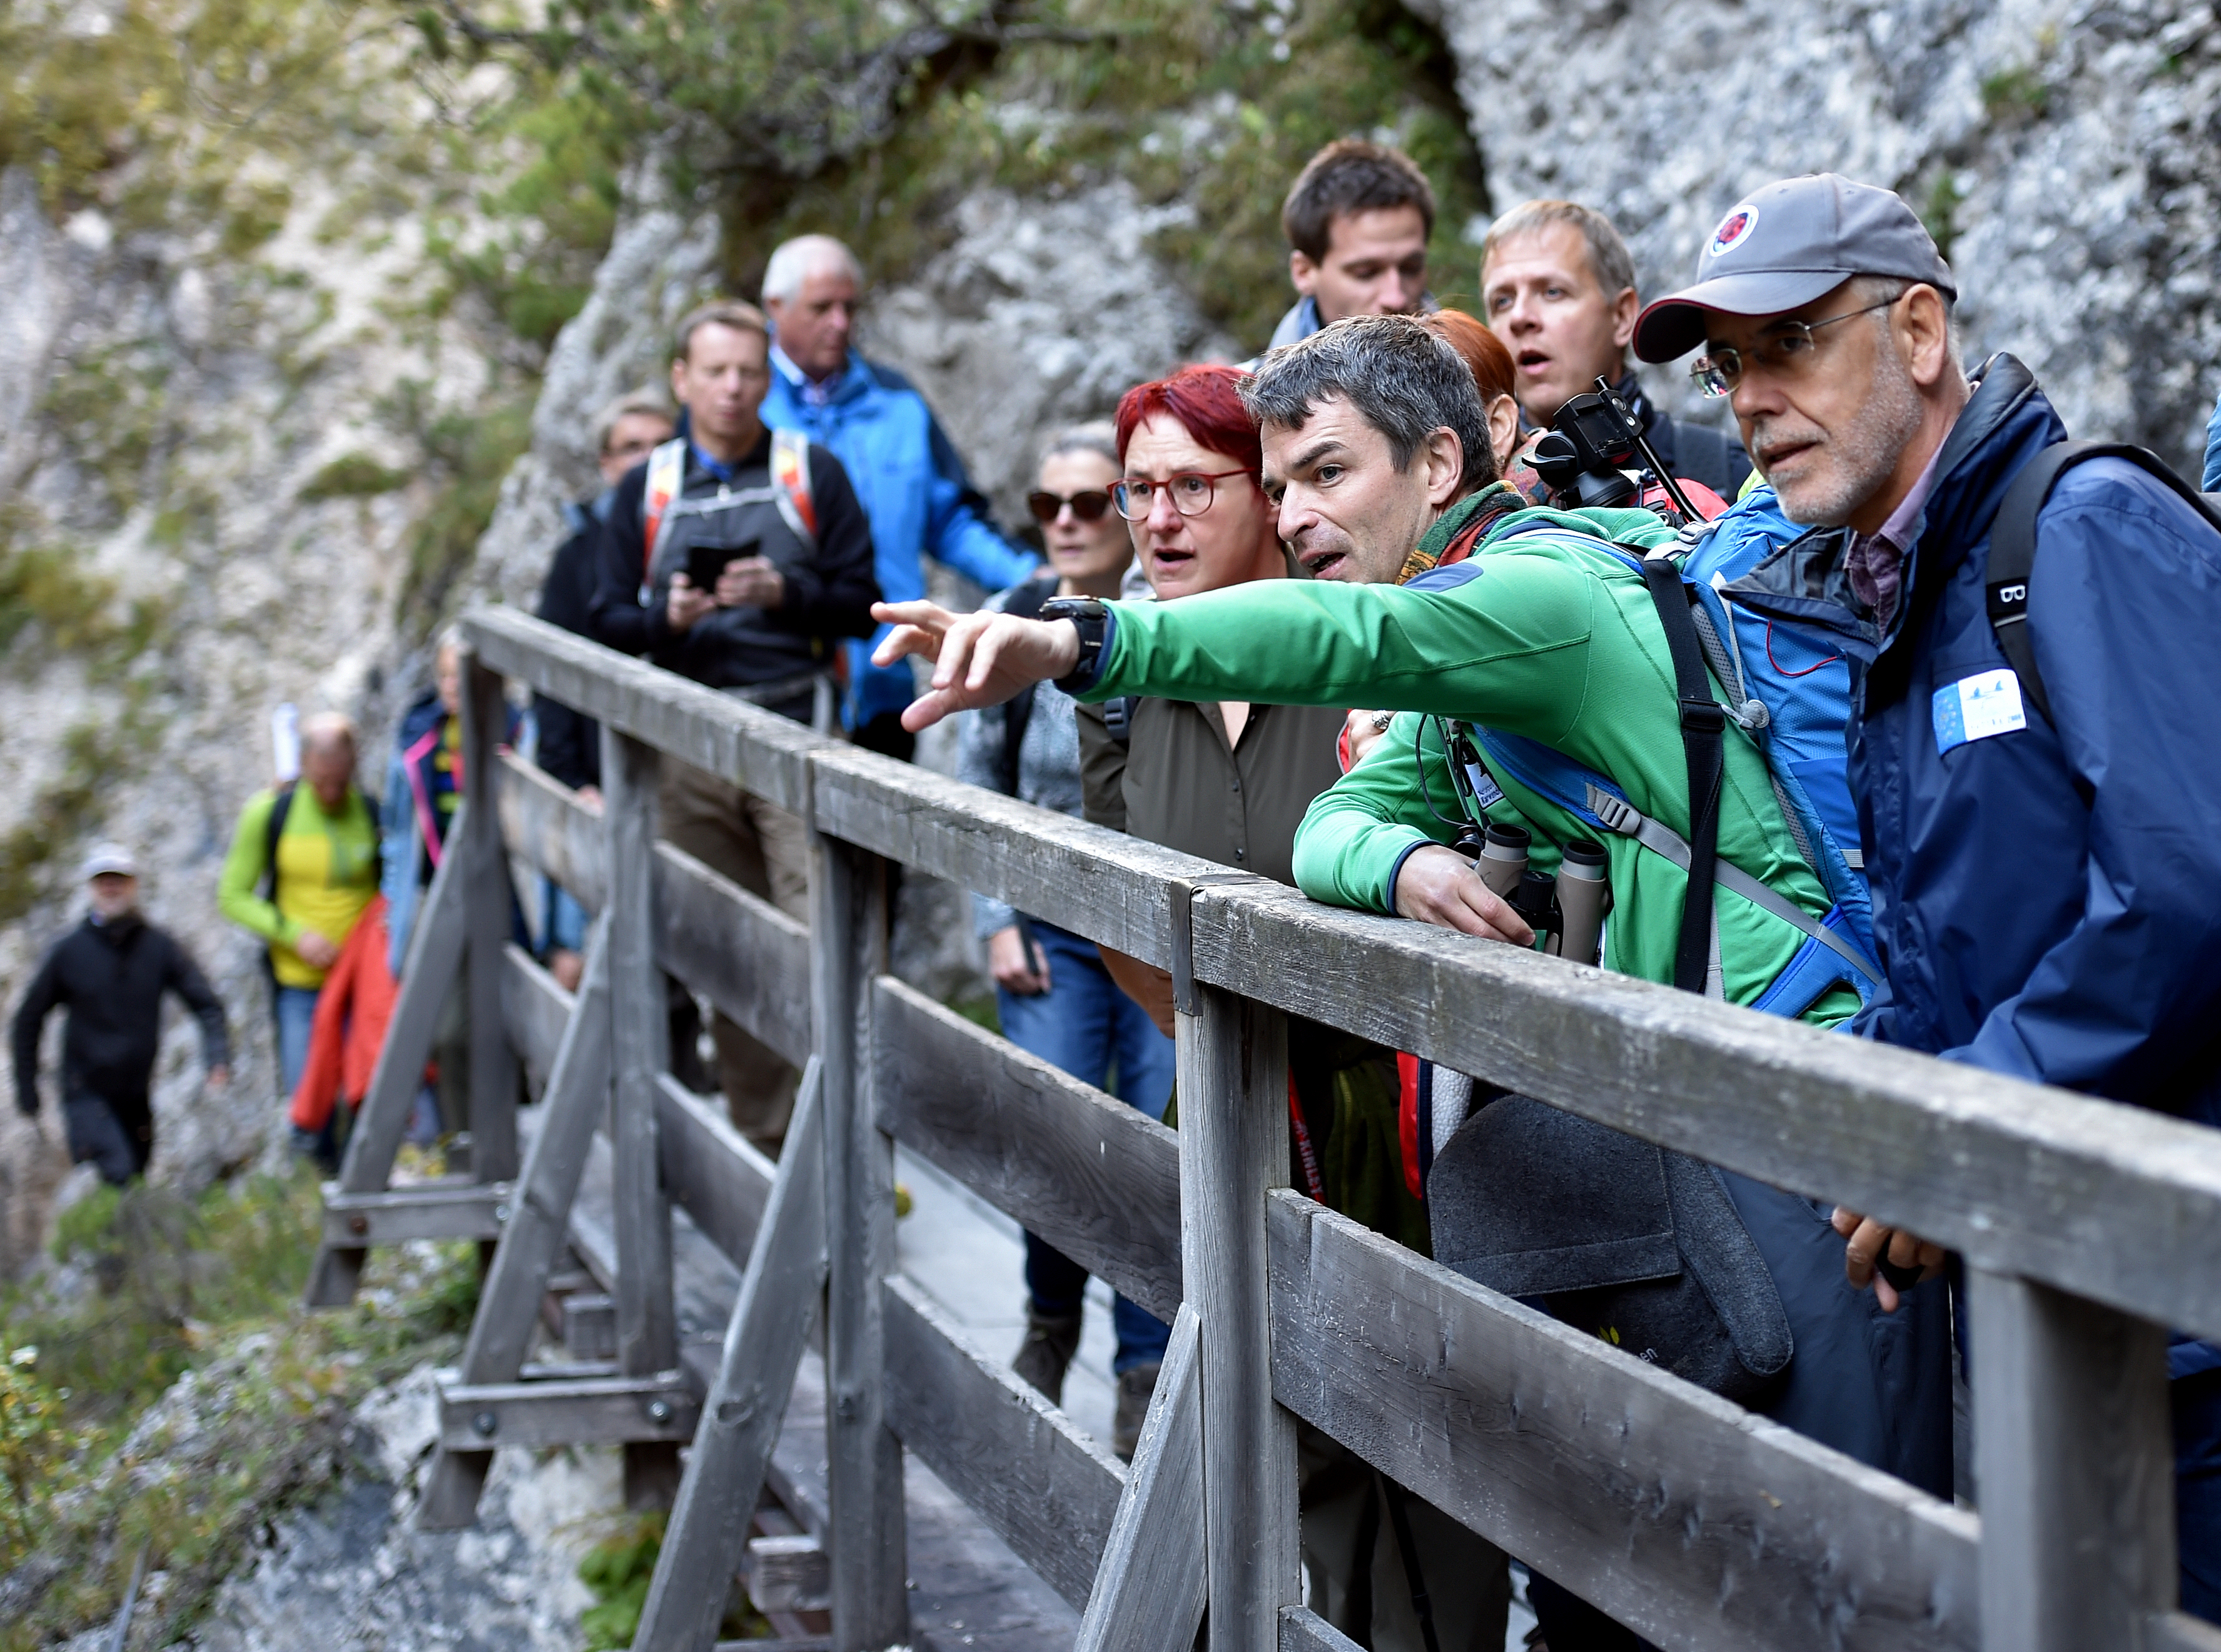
xmin=995 ymin=574 xmax=1063 ymax=793
xmin=641 ymin=438 xmax=688 ymax=572
xmin=1990 ymin=440 xmax=2221 ymax=724
xmin=771 ymin=427 xmax=818 ymax=549
xmin=1639 ymin=556 xmax=1726 ymax=996
xmin=263 ymin=783 xmax=296 ymax=902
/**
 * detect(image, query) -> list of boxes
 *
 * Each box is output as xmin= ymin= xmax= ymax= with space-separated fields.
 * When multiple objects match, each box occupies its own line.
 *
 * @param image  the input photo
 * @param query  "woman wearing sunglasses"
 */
xmin=954 ymin=423 xmax=1180 ymax=1454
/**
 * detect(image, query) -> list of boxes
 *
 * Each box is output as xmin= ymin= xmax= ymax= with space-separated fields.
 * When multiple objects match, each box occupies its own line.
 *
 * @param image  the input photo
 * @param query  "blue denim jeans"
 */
xmin=275 ymin=985 xmax=335 ymax=1164
xmin=997 ymin=922 xmax=1176 ymax=1374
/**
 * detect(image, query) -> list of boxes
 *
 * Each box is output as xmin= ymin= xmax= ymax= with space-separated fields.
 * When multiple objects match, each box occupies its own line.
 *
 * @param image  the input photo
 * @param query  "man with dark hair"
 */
xmin=1267 ymin=139 xmax=1437 ymax=351
xmin=1634 ymin=171 xmax=2221 ymax=1624
xmin=590 ymin=297 xmax=880 ymax=1155
xmin=14 ymin=846 xmax=229 ymax=1185
xmin=1484 ymin=198 xmax=1750 ymax=498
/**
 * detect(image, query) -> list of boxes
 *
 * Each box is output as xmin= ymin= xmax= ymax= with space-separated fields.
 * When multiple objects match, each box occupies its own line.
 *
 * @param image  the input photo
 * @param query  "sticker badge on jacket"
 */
xmin=1933 ymin=667 xmax=2028 ymax=754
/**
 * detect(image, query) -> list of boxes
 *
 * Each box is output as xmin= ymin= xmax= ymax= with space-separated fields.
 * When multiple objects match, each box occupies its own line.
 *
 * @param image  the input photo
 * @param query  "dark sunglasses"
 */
xmin=1027 ymin=489 xmax=1115 ymax=525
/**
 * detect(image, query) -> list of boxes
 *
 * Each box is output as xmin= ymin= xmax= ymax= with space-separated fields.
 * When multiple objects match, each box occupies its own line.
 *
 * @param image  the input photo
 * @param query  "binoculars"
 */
xmin=1458 ymin=821 xmax=1609 ymax=967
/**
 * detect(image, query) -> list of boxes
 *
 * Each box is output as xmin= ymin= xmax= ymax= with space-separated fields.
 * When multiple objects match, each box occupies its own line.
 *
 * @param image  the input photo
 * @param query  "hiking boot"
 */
xmin=1113 ymin=1361 xmax=1161 ymax=1461
xmin=1013 ymin=1305 xmax=1083 ymax=1406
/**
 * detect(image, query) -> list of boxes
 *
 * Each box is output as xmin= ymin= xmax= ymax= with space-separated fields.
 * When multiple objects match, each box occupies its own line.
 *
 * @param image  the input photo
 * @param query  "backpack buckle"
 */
xmin=1679 ymin=694 xmax=1726 ymax=734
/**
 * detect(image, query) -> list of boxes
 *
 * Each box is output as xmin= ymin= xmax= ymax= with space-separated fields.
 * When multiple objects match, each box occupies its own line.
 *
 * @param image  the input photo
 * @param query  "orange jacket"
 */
xmin=289 ymin=894 xmax=398 ymax=1132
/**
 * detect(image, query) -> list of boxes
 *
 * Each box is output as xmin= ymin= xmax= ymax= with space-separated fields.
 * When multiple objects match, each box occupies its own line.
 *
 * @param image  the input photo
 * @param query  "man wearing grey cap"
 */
xmin=1635 ymin=171 xmax=2221 ymax=1624
xmin=11 ymin=845 xmax=230 ymax=1185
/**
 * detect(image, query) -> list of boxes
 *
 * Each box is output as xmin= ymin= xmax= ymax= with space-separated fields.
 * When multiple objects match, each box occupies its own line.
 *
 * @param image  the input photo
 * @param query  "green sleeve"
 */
xmin=216 ymin=791 xmax=293 ymax=946
xmin=1089 ymin=563 xmax=1596 ymax=746
xmin=1292 ymin=714 xmax=1460 ymax=913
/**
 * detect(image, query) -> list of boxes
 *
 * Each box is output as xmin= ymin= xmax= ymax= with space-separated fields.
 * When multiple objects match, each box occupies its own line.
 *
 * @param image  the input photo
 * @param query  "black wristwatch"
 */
xmin=1038 ymin=596 xmax=1111 ymax=692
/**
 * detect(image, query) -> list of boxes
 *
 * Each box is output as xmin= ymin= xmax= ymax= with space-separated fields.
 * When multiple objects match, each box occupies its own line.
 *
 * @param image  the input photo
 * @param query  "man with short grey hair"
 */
xmin=1484 ymin=198 xmax=1750 ymax=497
xmin=1635 ymin=170 xmax=2221 ymax=1623
xmin=759 ymin=233 xmax=1036 ymax=758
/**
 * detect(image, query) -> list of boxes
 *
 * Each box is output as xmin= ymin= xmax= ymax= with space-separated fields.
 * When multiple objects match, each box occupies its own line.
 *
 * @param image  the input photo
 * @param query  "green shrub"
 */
xmin=300 ymin=453 xmax=412 ymax=501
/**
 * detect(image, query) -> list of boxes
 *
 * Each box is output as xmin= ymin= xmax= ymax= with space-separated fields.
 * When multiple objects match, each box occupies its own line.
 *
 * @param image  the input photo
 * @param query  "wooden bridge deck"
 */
xmin=554 ymin=1105 xmax=1087 ymax=1649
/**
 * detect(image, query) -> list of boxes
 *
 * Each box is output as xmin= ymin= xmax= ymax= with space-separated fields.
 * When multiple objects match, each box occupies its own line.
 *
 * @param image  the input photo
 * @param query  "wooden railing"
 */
xmin=312 ymin=606 xmax=2221 ymax=1652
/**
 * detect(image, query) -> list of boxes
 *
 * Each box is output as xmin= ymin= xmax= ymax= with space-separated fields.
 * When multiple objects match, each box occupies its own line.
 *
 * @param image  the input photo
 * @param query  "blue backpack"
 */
xmin=1452 ymin=489 xmax=1883 ymax=1020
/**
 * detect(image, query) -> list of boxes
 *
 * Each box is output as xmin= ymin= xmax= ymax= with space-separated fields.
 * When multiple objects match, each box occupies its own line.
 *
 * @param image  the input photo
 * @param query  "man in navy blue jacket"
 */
xmin=1636 ymin=172 xmax=2221 ymax=1622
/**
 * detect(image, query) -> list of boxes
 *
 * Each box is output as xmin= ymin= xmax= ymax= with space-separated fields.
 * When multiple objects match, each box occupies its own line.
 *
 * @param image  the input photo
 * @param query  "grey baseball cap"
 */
xmin=1633 ymin=173 xmax=1956 ymax=363
xmin=81 ymin=842 xmax=138 ymax=880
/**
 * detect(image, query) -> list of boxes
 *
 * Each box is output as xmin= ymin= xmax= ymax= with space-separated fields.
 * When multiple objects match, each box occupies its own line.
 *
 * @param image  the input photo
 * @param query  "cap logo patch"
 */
xmin=1709 ymin=204 xmax=1759 ymax=257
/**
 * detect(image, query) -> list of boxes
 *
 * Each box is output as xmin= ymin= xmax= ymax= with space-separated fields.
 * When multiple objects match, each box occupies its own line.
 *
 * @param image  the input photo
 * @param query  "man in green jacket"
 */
xmin=217 ymin=712 xmax=381 ymax=1150
xmin=873 ymin=315 xmax=1951 ymax=1636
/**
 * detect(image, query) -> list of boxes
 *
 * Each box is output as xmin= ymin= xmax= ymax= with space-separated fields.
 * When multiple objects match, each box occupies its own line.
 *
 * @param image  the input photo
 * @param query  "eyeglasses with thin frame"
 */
xmin=1027 ymin=489 xmax=1115 ymax=525
xmin=1111 ymin=468 xmax=1257 ymax=522
xmin=1688 ymin=295 xmax=1902 ymax=398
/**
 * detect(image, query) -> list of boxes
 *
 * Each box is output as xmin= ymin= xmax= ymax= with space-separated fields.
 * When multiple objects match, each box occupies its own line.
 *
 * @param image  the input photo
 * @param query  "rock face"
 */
xmin=0 ymin=133 xmax=519 ymax=1264
xmin=195 ymin=1365 xmax=611 ymax=1652
xmin=1414 ymin=0 xmax=2221 ymax=471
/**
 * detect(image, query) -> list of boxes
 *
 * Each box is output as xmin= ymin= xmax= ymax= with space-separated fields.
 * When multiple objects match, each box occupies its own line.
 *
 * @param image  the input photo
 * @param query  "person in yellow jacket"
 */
xmin=218 ymin=713 xmax=380 ymax=1153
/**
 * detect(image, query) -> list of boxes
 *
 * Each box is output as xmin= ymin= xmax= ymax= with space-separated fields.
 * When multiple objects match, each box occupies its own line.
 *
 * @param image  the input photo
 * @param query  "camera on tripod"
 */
xmin=1527 ymin=377 xmax=1701 ymax=522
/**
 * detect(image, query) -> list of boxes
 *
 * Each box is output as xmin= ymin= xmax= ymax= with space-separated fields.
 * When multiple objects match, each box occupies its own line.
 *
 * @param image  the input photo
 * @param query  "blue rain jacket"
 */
xmin=2204 ymin=388 xmax=2221 ymax=491
xmin=1840 ymin=357 xmax=2221 ymax=1376
xmin=762 ymin=351 xmax=1036 ymax=727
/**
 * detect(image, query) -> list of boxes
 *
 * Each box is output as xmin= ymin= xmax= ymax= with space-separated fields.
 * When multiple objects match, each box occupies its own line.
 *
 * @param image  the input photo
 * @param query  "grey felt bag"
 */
xmin=1427 ymin=1093 xmax=1793 ymax=1406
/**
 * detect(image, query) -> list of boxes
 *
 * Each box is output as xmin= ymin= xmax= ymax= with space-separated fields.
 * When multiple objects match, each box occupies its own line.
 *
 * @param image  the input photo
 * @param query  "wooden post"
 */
xmin=1175 ymin=881 xmax=1298 ymax=1652
xmin=814 ymin=828 xmax=908 ymax=1651
xmin=632 ymin=1059 xmax=827 ymax=1652
xmin=1970 ymin=1267 xmax=2177 ymax=1652
xmin=604 ymin=726 xmax=679 ymax=1508
xmin=463 ymin=651 xmax=519 ymax=1182
xmin=418 ymin=921 xmax=614 ymax=1529
xmin=303 ymin=813 xmax=470 ymax=1307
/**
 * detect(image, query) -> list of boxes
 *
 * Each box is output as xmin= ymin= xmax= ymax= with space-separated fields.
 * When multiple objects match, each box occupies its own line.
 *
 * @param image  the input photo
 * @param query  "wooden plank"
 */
xmin=304 ymin=818 xmax=471 ymax=1307
xmin=1178 ymin=974 xmax=1298 ymax=1652
xmin=742 ymin=1534 xmax=830 ymax=1614
xmin=871 ymin=976 xmax=1181 ymax=1323
xmin=634 ymin=1060 xmax=827 ymax=1652
xmin=655 ymin=1072 xmax=776 ymax=1267
xmin=502 ymin=941 xmax=570 ymax=1087
xmin=1075 ymin=1302 xmax=1206 ymax=1652
xmin=1265 ymin=1190 xmax=1980 ymax=1652
xmin=807 ymin=740 xmax=1255 ymax=970
xmin=320 ymin=1183 xmax=509 ymax=1246
xmin=813 ymin=832 xmax=909 ymax=1649
xmin=497 ymin=749 xmax=607 ymax=911
xmin=1190 ymin=879 xmax=2221 ymax=1346
xmin=1278 ymin=1607 xmax=1362 ymax=1652
xmin=418 ymin=924 xmax=613 ymax=1529
xmin=437 ymin=1372 xmax=697 ymax=1450
xmin=463 ymin=651 xmax=520 ymax=1182
xmin=1968 ymin=1269 xmax=2176 ymax=1652
xmin=605 ymin=726 xmax=680 ymax=1508
xmin=655 ymin=841 xmax=813 ymax=1067
xmin=465 ymin=606 xmax=824 ymax=814
xmin=881 ymin=1274 xmax=1125 ymax=1612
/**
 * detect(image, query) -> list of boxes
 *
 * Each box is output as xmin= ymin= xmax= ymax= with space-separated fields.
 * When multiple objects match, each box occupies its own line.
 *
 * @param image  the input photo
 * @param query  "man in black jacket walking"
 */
xmin=11 ymin=844 xmax=230 ymax=1184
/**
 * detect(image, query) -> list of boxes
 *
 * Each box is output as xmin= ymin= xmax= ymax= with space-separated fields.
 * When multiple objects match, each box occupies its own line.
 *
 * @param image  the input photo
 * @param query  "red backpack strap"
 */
xmin=771 ymin=427 xmax=817 ymax=545
xmin=640 ymin=438 xmax=687 ymax=574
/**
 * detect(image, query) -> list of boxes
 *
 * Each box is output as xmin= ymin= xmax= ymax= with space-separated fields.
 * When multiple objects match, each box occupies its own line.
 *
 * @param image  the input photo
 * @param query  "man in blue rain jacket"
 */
xmin=759 ymin=234 xmax=1037 ymax=758
xmin=1637 ymin=171 xmax=2221 ymax=1623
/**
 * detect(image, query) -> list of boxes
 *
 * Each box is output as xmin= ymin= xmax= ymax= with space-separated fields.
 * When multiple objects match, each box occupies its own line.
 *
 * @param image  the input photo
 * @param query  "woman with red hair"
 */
xmin=1110 ymin=363 xmax=1284 ymax=599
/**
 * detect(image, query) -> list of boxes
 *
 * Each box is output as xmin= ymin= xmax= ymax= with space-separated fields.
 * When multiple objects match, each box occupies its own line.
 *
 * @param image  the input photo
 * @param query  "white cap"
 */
xmin=81 ymin=843 xmax=139 ymax=880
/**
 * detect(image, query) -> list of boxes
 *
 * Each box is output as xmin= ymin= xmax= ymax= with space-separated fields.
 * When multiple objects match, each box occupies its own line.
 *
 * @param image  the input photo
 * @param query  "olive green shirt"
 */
xmin=1075 ymin=696 xmax=1347 ymax=888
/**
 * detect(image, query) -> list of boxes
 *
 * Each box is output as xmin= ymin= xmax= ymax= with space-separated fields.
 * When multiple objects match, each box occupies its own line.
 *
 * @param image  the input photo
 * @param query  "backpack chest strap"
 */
xmin=1584 ymin=784 xmax=1878 ymax=983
